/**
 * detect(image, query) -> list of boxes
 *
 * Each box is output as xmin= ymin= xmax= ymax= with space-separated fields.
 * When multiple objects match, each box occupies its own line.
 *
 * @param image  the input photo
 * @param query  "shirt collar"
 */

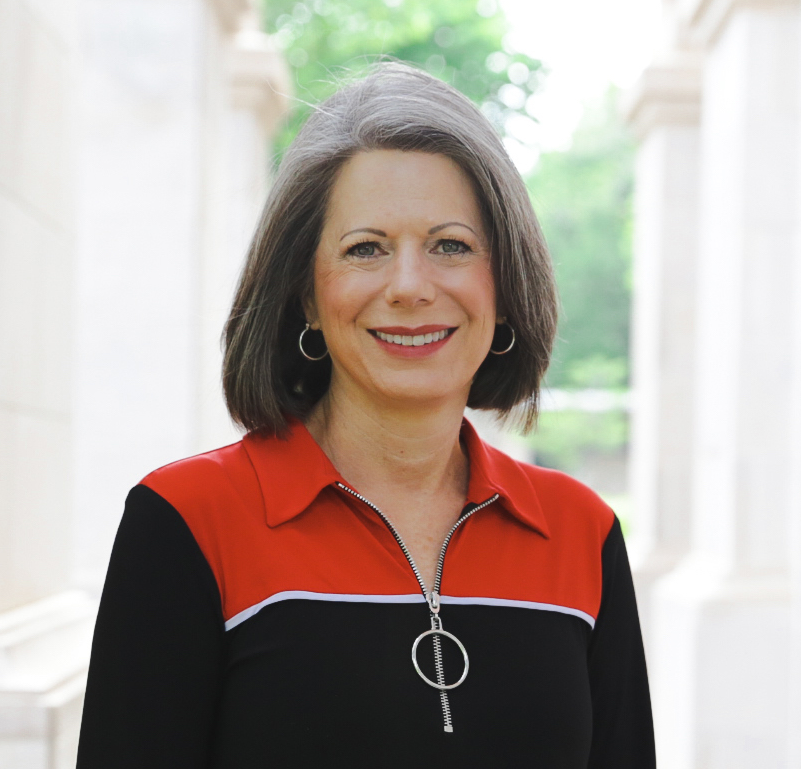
xmin=243 ymin=417 xmax=550 ymax=538
xmin=459 ymin=418 xmax=550 ymax=538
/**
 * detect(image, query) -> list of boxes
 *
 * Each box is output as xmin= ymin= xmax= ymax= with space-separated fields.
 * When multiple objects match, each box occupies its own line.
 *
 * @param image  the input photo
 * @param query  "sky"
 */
xmin=498 ymin=0 xmax=662 ymax=169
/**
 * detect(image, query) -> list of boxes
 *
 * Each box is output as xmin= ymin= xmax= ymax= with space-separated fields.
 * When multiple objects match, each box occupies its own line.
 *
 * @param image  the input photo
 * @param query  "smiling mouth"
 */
xmin=369 ymin=328 xmax=456 ymax=347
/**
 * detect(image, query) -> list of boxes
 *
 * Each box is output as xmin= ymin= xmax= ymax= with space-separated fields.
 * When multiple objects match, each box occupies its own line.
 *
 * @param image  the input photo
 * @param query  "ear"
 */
xmin=496 ymin=315 xmax=507 ymax=325
xmin=302 ymin=294 xmax=320 ymax=331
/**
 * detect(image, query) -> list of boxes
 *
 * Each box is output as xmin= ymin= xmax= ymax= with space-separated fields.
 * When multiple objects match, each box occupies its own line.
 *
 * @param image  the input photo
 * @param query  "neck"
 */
xmin=303 ymin=383 xmax=469 ymax=501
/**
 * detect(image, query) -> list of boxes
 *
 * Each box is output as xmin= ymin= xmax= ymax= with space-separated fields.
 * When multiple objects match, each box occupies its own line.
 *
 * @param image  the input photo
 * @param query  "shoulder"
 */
xmin=467 ymin=433 xmax=619 ymax=622
xmin=529 ymin=460 xmax=616 ymax=537
xmin=491 ymin=441 xmax=616 ymax=543
xmin=524 ymin=460 xmax=614 ymax=517
xmin=137 ymin=439 xmax=263 ymax=529
xmin=464 ymin=418 xmax=617 ymax=543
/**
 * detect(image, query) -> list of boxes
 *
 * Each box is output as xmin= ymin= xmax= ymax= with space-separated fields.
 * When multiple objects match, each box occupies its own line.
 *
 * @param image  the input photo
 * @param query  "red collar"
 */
xmin=242 ymin=417 xmax=550 ymax=538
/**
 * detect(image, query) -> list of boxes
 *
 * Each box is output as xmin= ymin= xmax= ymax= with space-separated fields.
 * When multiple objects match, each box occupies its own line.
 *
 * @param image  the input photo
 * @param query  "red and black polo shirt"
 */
xmin=77 ymin=418 xmax=655 ymax=768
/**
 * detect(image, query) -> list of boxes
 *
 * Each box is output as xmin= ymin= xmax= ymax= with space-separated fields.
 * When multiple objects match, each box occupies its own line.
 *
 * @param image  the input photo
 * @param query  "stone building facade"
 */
xmin=625 ymin=0 xmax=801 ymax=766
xmin=0 ymin=1 xmax=289 ymax=765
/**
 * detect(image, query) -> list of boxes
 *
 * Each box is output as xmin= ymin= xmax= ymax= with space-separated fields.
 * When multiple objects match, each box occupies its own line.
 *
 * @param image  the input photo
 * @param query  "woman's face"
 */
xmin=307 ymin=149 xmax=499 ymax=411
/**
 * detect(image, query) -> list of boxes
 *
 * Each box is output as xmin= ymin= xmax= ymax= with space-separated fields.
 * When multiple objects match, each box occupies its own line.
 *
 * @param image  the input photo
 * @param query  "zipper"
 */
xmin=336 ymin=481 xmax=499 ymax=733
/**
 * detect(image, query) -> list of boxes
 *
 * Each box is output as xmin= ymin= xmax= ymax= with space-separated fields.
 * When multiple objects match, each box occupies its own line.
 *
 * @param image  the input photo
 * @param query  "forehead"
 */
xmin=323 ymin=150 xmax=484 ymax=231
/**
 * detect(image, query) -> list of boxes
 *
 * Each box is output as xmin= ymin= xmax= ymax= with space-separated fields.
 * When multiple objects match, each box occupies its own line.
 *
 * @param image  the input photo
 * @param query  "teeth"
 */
xmin=375 ymin=329 xmax=451 ymax=346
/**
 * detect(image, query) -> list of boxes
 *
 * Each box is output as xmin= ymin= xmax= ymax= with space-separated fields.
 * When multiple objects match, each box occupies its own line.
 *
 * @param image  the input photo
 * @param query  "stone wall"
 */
xmin=0 ymin=1 xmax=289 ymax=765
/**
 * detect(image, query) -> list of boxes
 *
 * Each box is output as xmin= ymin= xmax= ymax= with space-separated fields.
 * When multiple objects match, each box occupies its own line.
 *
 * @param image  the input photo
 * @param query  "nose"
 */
xmin=384 ymin=244 xmax=436 ymax=307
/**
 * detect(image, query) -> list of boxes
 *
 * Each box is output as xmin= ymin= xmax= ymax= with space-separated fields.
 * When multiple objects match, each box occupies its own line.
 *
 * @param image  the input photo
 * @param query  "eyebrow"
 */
xmin=340 ymin=227 xmax=386 ymax=241
xmin=339 ymin=222 xmax=477 ymax=241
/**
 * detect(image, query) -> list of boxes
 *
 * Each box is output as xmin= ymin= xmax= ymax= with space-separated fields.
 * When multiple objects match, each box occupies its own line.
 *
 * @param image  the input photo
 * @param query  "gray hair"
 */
xmin=223 ymin=62 xmax=557 ymax=435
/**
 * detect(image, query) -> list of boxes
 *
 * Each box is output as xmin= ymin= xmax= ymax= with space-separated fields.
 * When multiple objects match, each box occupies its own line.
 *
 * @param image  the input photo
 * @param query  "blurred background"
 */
xmin=1 ymin=0 xmax=800 ymax=766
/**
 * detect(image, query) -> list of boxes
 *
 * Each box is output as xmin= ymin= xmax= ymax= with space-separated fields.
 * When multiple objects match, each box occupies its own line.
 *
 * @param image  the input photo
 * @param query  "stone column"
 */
xmin=71 ymin=0 xmax=289 ymax=591
xmin=647 ymin=1 xmax=800 ymax=766
xmin=788 ymin=8 xmax=801 ymax=759
xmin=196 ymin=6 xmax=291 ymax=450
xmin=0 ymin=2 xmax=96 ymax=767
xmin=790 ymin=275 xmax=801 ymax=758
xmin=623 ymin=51 xmax=703 ymax=650
xmin=1 ymin=1 xmax=290 ymax=765
xmin=72 ymin=0 xmax=213 ymax=593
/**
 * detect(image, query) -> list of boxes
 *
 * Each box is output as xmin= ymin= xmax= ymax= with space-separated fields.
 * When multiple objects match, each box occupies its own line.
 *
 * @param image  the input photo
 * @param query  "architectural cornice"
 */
xmin=676 ymin=0 xmax=798 ymax=47
xmin=622 ymin=52 xmax=703 ymax=139
xmin=211 ymin=0 xmax=251 ymax=33
xmin=229 ymin=28 xmax=293 ymax=136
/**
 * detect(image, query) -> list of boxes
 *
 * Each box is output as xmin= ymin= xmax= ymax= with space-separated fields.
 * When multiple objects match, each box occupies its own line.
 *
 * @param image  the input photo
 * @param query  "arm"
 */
xmin=77 ymin=485 xmax=225 ymax=768
xmin=587 ymin=516 xmax=656 ymax=768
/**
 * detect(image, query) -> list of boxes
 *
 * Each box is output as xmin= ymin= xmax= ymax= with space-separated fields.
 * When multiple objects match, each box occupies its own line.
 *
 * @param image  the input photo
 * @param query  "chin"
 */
xmin=370 ymin=376 xmax=471 ymax=408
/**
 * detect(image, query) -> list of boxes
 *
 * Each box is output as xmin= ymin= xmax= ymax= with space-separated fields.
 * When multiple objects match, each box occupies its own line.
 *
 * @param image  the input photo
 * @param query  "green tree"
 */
xmin=261 ymin=0 xmax=544 ymax=159
xmin=526 ymin=89 xmax=635 ymax=389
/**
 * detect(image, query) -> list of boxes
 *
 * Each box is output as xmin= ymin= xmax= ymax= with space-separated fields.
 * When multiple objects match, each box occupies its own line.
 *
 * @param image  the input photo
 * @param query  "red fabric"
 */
xmin=141 ymin=418 xmax=615 ymax=625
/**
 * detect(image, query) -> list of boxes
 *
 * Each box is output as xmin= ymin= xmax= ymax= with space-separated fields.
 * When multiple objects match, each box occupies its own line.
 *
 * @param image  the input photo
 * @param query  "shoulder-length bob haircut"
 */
xmin=223 ymin=61 xmax=558 ymax=436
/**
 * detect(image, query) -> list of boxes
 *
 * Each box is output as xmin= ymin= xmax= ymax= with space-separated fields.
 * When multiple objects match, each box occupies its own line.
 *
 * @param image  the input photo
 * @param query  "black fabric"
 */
xmin=77 ymin=487 xmax=655 ymax=768
xmin=587 ymin=517 xmax=656 ymax=768
xmin=213 ymin=601 xmax=593 ymax=767
xmin=77 ymin=485 xmax=226 ymax=768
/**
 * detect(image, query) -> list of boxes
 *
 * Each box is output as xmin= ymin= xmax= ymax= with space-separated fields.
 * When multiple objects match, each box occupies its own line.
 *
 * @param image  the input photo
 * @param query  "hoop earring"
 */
xmin=299 ymin=323 xmax=329 ymax=361
xmin=489 ymin=322 xmax=515 ymax=355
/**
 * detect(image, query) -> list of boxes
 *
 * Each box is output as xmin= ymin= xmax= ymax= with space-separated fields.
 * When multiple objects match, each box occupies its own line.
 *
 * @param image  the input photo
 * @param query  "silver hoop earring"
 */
xmin=299 ymin=323 xmax=329 ymax=361
xmin=490 ymin=322 xmax=515 ymax=355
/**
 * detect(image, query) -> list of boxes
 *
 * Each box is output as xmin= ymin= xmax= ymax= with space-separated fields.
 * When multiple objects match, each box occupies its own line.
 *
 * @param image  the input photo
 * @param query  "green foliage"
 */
xmin=528 ymin=409 xmax=628 ymax=475
xmin=566 ymin=354 xmax=628 ymax=389
xmin=260 ymin=0 xmax=544 ymax=160
xmin=526 ymin=89 xmax=635 ymax=389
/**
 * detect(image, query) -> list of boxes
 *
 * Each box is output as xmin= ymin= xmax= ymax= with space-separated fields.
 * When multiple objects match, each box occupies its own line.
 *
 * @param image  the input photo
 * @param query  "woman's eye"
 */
xmin=437 ymin=239 xmax=469 ymax=254
xmin=347 ymin=241 xmax=380 ymax=257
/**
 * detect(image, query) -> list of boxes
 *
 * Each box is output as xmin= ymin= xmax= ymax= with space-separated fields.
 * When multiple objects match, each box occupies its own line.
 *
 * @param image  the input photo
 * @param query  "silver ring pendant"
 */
xmin=411 ymin=629 xmax=469 ymax=690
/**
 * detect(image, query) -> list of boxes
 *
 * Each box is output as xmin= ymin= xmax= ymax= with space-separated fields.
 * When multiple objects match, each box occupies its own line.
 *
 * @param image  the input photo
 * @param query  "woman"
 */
xmin=77 ymin=63 xmax=655 ymax=767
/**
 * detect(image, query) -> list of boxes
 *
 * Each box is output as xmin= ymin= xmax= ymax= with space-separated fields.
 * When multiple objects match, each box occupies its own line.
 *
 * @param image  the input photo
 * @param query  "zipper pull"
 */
xmin=427 ymin=591 xmax=442 ymax=630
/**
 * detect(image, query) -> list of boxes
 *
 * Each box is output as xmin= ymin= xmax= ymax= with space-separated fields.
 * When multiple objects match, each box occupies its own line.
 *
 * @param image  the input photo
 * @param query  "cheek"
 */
xmin=313 ymin=267 xmax=375 ymax=331
xmin=481 ymin=272 xmax=497 ymax=310
xmin=312 ymin=261 xmax=349 ymax=321
xmin=459 ymin=265 xmax=496 ymax=317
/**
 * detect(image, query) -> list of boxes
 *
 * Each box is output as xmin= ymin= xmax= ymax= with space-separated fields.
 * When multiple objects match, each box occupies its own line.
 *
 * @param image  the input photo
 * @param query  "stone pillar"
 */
xmin=72 ymin=0 xmax=212 ymax=593
xmin=790 ymin=293 xmax=801 ymax=756
xmin=196 ymin=6 xmax=291 ymax=450
xmin=71 ymin=0 xmax=289 ymax=594
xmin=646 ymin=1 xmax=800 ymax=766
xmin=788 ymin=8 xmax=801 ymax=759
xmin=623 ymin=52 xmax=702 ymax=649
xmin=0 ymin=1 xmax=96 ymax=767
xmin=1 ymin=0 xmax=289 ymax=764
